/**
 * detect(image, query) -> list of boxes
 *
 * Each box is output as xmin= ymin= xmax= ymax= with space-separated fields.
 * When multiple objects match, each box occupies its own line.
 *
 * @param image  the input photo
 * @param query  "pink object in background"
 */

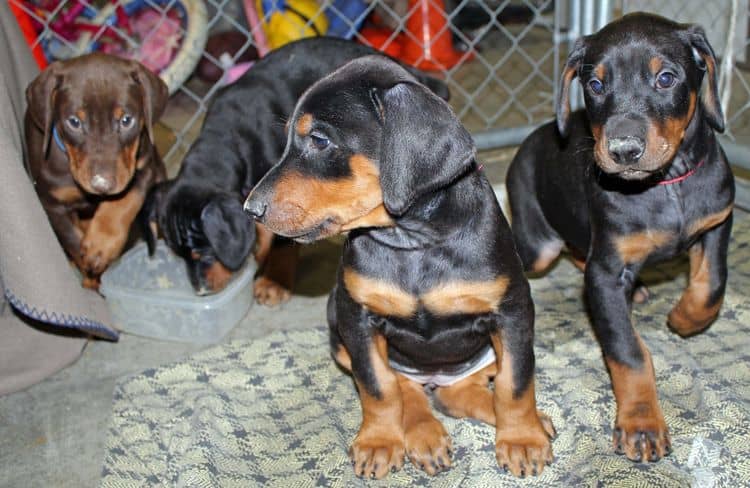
xmin=134 ymin=10 xmax=182 ymax=72
xmin=223 ymin=61 xmax=254 ymax=84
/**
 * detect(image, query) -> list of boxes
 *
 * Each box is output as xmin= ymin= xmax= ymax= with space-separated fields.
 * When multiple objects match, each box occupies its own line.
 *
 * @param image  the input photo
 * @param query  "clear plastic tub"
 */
xmin=100 ymin=240 xmax=255 ymax=343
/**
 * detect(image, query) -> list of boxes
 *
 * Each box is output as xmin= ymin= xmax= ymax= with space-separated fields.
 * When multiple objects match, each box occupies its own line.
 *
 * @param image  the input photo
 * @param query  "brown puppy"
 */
xmin=25 ymin=53 xmax=168 ymax=288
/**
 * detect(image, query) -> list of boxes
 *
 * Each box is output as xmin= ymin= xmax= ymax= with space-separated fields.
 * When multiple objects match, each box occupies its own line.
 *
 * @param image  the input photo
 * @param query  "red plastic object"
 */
xmin=9 ymin=1 xmax=48 ymax=69
xmin=400 ymin=0 xmax=469 ymax=70
xmin=359 ymin=27 xmax=402 ymax=58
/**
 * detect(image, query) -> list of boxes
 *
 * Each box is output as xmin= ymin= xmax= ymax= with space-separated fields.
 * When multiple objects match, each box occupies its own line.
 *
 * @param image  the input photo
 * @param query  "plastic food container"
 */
xmin=100 ymin=241 xmax=255 ymax=344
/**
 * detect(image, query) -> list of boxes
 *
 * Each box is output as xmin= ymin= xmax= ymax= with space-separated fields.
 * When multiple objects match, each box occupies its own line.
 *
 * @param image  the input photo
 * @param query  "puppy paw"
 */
xmin=349 ymin=435 xmax=405 ymax=479
xmin=632 ymin=283 xmax=650 ymax=304
xmin=537 ymin=411 xmax=557 ymax=439
xmin=79 ymin=238 xmax=117 ymax=276
xmin=81 ymin=275 xmax=101 ymax=290
xmin=79 ymin=225 xmax=126 ymax=276
xmin=405 ymin=418 xmax=452 ymax=475
xmin=253 ymin=276 xmax=292 ymax=306
xmin=613 ymin=409 xmax=671 ymax=462
xmin=496 ymin=414 xmax=555 ymax=477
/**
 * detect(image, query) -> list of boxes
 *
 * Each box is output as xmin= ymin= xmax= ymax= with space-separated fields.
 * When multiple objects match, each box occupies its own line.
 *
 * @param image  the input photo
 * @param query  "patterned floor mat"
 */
xmin=101 ymin=213 xmax=750 ymax=487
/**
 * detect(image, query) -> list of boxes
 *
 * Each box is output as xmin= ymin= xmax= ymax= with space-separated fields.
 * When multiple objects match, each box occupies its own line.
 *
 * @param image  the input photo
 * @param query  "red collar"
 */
xmin=658 ymin=160 xmax=704 ymax=185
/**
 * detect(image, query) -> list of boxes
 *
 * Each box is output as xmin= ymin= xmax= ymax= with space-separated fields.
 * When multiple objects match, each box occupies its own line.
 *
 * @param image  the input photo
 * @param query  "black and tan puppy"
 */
xmin=507 ymin=13 xmax=734 ymax=462
xmin=26 ymin=53 xmax=168 ymax=289
xmin=245 ymin=56 xmax=555 ymax=479
xmin=141 ymin=37 xmax=449 ymax=302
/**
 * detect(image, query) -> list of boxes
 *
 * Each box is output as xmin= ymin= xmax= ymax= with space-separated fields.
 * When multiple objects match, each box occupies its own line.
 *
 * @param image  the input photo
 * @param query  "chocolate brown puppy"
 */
xmin=26 ymin=53 xmax=167 ymax=289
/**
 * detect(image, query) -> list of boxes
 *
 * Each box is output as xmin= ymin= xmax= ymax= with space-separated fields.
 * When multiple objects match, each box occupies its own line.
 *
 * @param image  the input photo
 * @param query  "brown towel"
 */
xmin=0 ymin=3 xmax=117 ymax=396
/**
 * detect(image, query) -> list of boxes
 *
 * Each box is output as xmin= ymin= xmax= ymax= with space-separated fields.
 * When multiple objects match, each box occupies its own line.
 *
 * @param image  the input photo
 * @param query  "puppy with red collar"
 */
xmin=507 ymin=13 xmax=734 ymax=462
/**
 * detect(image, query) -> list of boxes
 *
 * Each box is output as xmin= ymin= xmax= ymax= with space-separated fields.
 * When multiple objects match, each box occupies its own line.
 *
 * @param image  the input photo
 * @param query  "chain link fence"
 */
xmin=9 ymin=0 xmax=750 ymax=196
xmin=10 ymin=0 xmax=567 ymax=168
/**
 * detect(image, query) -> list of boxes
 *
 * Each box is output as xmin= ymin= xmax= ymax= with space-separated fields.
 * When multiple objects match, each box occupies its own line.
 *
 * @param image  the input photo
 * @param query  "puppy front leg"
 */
xmin=397 ymin=374 xmax=452 ymax=475
xmin=347 ymin=334 xmax=405 ymax=479
xmin=491 ymin=325 xmax=555 ymax=477
xmin=80 ymin=187 xmax=145 ymax=279
xmin=585 ymin=256 xmax=670 ymax=462
xmin=253 ymin=225 xmax=297 ymax=306
xmin=668 ymin=214 xmax=732 ymax=336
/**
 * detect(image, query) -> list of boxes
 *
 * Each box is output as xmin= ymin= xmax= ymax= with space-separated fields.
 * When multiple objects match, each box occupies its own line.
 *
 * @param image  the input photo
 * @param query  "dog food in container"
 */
xmin=100 ymin=241 xmax=255 ymax=343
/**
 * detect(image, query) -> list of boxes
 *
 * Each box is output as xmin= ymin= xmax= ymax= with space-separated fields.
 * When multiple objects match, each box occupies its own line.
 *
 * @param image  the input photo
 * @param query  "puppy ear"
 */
xmin=378 ymin=82 xmax=475 ymax=216
xmin=685 ymin=25 xmax=724 ymax=132
xmin=139 ymin=181 xmax=170 ymax=256
xmin=201 ymin=194 xmax=255 ymax=270
xmin=131 ymin=62 xmax=169 ymax=144
xmin=403 ymin=67 xmax=451 ymax=101
xmin=26 ymin=62 xmax=63 ymax=158
xmin=556 ymin=37 xmax=586 ymax=138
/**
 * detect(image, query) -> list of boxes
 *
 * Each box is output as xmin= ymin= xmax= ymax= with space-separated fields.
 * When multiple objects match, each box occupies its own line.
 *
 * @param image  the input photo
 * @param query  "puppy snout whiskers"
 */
xmin=608 ymin=137 xmax=645 ymax=165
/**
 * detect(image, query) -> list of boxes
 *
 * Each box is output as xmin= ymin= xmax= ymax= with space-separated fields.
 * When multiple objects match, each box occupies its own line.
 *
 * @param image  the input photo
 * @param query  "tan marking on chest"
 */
xmin=687 ymin=204 xmax=733 ymax=236
xmin=615 ymin=230 xmax=673 ymax=264
xmin=343 ymin=268 xmax=418 ymax=318
xmin=343 ymin=268 xmax=509 ymax=318
xmin=50 ymin=185 xmax=84 ymax=204
xmin=421 ymin=276 xmax=510 ymax=316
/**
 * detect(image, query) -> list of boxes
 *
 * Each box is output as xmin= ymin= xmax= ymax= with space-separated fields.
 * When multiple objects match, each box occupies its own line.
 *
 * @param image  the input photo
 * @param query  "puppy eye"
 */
xmin=656 ymin=71 xmax=676 ymax=89
xmin=66 ymin=116 xmax=82 ymax=130
xmin=588 ymin=79 xmax=604 ymax=95
xmin=310 ymin=133 xmax=330 ymax=150
xmin=120 ymin=114 xmax=135 ymax=128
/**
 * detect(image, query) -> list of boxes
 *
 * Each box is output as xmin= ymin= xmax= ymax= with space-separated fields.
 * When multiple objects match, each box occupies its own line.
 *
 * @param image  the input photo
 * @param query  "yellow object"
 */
xmin=258 ymin=0 xmax=329 ymax=49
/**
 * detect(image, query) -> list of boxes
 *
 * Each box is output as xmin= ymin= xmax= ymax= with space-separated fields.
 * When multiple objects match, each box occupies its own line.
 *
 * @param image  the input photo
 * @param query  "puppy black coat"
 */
xmin=507 ymin=13 xmax=735 ymax=463
xmin=142 ymin=37 xmax=449 ymax=297
xmin=245 ymin=56 xmax=554 ymax=479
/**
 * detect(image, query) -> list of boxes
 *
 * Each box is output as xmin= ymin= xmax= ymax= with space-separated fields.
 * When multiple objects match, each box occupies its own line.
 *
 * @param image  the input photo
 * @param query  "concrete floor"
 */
xmin=0 ymin=295 xmax=329 ymax=487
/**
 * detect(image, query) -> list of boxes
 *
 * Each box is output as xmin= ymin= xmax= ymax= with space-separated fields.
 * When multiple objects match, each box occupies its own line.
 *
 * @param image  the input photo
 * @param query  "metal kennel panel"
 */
xmin=11 ymin=0 xmax=750 ymax=197
xmin=188 ymin=0 xmax=570 ymax=158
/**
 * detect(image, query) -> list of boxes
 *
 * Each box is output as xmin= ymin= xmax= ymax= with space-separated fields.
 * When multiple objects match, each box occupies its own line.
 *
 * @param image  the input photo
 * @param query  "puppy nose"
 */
xmin=90 ymin=174 xmax=113 ymax=193
xmin=243 ymin=197 xmax=267 ymax=221
xmin=608 ymin=137 xmax=645 ymax=165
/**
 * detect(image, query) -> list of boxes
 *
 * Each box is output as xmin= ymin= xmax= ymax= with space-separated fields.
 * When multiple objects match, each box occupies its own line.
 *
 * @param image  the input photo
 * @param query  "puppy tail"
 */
xmin=139 ymin=181 xmax=170 ymax=256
